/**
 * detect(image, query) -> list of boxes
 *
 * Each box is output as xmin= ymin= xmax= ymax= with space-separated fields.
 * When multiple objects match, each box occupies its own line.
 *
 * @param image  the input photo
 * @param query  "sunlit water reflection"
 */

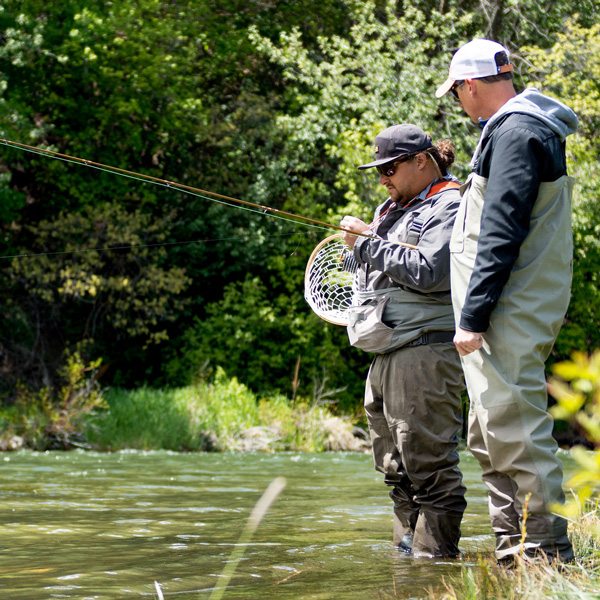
xmin=0 ymin=449 xmax=574 ymax=599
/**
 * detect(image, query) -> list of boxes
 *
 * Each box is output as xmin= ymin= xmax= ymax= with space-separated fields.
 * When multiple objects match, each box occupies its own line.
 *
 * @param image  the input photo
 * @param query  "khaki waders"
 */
xmin=450 ymin=173 xmax=575 ymax=562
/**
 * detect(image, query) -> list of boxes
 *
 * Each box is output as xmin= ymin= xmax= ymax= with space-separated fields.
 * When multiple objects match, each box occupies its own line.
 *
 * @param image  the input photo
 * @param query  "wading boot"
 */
xmin=411 ymin=508 xmax=463 ymax=558
xmin=390 ymin=486 xmax=418 ymax=553
xmin=495 ymin=516 xmax=574 ymax=565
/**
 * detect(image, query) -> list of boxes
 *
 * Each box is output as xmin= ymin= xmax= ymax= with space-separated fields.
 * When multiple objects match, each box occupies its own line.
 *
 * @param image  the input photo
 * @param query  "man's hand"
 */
xmin=454 ymin=327 xmax=484 ymax=356
xmin=340 ymin=216 xmax=369 ymax=248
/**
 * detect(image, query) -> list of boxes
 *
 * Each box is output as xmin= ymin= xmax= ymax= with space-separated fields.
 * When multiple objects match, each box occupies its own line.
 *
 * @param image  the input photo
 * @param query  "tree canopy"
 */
xmin=0 ymin=0 xmax=598 ymax=410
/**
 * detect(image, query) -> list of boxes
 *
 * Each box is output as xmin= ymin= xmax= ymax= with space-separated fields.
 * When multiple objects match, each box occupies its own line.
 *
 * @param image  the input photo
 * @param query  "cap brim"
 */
xmin=435 ymin=77 xmax=455 ymax=98
xmin=357 ymin=154 xmax=405 ymax=170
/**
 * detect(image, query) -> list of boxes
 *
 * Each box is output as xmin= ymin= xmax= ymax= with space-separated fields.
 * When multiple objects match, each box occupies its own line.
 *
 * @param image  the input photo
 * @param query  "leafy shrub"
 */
xmin=0 ymin=351 xmax=106 ymax=450
xmin=548 ymin=350 xmax=600 ymax=520
xmin=163 ymin=275 xmax=368 ymax=411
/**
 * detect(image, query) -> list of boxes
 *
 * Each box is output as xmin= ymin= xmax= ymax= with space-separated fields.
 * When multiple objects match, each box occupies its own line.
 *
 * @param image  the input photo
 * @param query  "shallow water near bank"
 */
xmin=0 ymin=449 xmax=574 ymax=599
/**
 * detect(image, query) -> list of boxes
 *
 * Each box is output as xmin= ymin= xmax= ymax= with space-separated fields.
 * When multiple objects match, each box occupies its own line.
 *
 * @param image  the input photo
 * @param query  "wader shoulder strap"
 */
xmin=405 ymin=181 xmax=462 ymax=246
xmin=426 ymin=181 xmax=461 ymax=198
xmin=405 ymin=216 xmax=424 ymax=247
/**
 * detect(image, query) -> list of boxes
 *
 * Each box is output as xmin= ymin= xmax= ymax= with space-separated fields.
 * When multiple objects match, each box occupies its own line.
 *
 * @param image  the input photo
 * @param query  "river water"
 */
xmin=0 ymin=449 xmax=574 ymax=599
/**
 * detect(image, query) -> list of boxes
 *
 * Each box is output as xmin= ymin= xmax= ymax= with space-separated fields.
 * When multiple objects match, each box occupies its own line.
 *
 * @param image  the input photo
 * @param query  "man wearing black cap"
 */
xmin=341 ymin=123 xmax=466 ymax=558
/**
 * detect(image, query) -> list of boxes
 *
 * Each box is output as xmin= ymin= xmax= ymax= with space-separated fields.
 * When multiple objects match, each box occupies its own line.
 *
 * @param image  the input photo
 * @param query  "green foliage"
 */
xmin=549 ymin=350 xmax=600 ymax=519
xmin=0 ymin=0 xmax=599 ymax=417
xmin=86 ymin=368 xmax=263 ymax=452
xmin=0 ymin=172 xmax=25 ymax=225
xmin=248 ymin=0 xmax=476 ymax=218
xmin=0 ymin=350 xmax=106 ymax=450
xmin=0 ymin=0 xmax=359 ymax=393
xmin=87 ymin=367 xmax=364 ymax=452
xmin=524 ymin=20 xmax=600 ymax=135
xmin=164 ymin=274 xmax=368 ymax=409
xmin=522 ymin=21 xmax=600 ymax=359
xmin=10 ymin=202 xmax=190 ymax=345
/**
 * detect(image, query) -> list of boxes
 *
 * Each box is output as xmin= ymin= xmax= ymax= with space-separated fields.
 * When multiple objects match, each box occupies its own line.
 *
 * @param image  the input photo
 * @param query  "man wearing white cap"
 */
xmin=436 ymin=39 xmax=578 ymax=563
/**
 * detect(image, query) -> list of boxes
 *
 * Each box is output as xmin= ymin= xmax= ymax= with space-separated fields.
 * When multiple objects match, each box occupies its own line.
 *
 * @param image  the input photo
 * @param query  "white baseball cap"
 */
xmin=435 ymin=39 xmax=513 ymax=98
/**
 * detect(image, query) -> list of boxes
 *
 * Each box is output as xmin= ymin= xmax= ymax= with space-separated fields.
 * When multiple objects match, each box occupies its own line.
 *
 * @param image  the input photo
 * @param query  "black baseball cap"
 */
xmin=358 ymin=124 xmax=433 ymax=169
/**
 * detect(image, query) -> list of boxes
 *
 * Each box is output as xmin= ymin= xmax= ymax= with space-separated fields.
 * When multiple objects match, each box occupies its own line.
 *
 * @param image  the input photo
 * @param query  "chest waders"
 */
xmin=359 ymin=182 xmax=467 ymax=558
xmin=450 ymin=173 xmax=575 ymax=561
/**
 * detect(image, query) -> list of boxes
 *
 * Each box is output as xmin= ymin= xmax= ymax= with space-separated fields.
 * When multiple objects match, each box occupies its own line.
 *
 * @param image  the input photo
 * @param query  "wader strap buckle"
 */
xmin=405 ymin=331 xmax=455 ymax=347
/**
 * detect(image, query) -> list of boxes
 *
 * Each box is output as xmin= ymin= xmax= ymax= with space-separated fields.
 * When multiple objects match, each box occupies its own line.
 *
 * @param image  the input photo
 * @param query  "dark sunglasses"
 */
xmin=450 ymin=80 xmax=465 ymax=100
xmin=376 ymin=154 xmax=415 ymax=177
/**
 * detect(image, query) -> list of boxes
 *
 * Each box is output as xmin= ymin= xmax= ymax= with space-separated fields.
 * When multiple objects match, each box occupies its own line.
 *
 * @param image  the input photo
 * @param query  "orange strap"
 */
xmin=426 ymin=181 xmax=461 ymax=198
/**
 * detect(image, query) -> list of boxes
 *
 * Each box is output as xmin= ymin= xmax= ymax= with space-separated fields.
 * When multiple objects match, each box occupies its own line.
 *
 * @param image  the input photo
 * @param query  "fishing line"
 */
xmin=0 ymin=232 xmax=299 ymax=260
xmin=0 ymin=140 xmax=325 ymax=260
xmin=0 ymin=138 xmax=373 ymax=260
xmin=4 ymin=141 xmax=317 ymax=227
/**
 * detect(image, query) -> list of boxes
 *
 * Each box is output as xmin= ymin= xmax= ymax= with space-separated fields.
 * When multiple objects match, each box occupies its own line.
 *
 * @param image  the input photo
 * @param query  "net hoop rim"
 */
xmin=304 ymin=233 xmax=352 ymax=327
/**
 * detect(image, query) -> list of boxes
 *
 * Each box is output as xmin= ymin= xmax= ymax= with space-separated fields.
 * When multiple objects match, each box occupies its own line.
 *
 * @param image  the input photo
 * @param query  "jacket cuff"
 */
xmin=353 ymin=235 xmax=370 ymax=265
xmin=459 ymin=311 xmax=490 ymax=333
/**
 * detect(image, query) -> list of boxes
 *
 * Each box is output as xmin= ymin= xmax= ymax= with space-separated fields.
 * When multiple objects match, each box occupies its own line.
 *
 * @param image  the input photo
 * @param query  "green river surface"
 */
xmin=0 ymin=449 xmax=575 ymax=600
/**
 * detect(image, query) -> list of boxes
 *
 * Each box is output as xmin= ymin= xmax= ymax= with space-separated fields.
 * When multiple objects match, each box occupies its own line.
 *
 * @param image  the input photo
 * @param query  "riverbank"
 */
xmin=0 ymin=367 xmax=368 ymax=453
xmin=89 ymin=369 xmax=369 ymax=453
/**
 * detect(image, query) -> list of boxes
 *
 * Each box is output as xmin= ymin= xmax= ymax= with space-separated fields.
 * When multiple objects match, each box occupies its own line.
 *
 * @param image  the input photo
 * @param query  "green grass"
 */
xmin=85 ymin=367 xmax=366 ymax=452
xmin=425 ymin=510 xmax=600 ymax=600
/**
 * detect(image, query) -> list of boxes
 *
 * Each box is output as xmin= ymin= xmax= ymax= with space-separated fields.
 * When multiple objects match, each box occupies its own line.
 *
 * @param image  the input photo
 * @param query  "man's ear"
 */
xmin=415 ymin=152 xmax=428 ymax=169
xmin=465 ymin=78 xmax=476 ymax=95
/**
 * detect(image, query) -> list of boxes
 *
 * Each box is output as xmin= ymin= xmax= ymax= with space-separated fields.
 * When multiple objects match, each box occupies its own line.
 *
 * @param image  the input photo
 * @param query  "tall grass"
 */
xmin=427 ymin=510 xmax=600 ymax=600
xmin=86 ymin=367 xmax=367 ymax=452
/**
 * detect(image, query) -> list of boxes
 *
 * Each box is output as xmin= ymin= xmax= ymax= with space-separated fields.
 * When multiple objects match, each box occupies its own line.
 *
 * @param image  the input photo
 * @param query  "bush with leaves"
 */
xmin=0 ymin=0 xmax=360 ymax=394
xmin=1 ymin=0 xmax=599 ymax=413
xmin=546 ymin=350 xmax=600 ymax=536
xmin=0 ymin=350 xmax=106 ymax=450
xmin=87 ymin=367 xmax=366 ymax=452
xmin=164 ymin=275 xmax=368 ymax=410
xmin=522 ymin=20 xmax=600 ymax=360
xmin=4 ymin=202 xmax=190 ymax=392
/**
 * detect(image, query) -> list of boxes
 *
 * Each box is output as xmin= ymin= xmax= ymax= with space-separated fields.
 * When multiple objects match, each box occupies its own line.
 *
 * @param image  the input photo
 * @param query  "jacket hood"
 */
xmin=471 ymin=88 xmax=578 ymax=165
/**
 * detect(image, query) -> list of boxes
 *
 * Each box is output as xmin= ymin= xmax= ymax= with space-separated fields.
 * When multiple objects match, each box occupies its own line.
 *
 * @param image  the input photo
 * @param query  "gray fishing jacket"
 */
xmin=346 ymin=177 xmax=461 ymax=354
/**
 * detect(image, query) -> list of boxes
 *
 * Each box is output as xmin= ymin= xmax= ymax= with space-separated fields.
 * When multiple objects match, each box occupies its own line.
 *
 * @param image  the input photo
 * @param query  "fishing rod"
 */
xmin=0 ymin=137 xmax=378 ymax=241
xmin=0 ymin=137 xmax=420 ymax=328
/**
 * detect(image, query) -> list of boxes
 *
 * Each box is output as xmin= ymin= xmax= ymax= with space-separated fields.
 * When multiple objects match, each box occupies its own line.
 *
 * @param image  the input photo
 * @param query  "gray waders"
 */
xmin=364 ymin=342 xmax=467 ymax=557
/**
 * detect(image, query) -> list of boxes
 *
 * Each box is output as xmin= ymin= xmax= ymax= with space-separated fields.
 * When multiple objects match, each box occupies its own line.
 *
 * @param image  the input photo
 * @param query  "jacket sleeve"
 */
xmin=353 ymin=191 xmax=460 ymax=294
xmin=459 ymin=125 xmax=547 ymax=332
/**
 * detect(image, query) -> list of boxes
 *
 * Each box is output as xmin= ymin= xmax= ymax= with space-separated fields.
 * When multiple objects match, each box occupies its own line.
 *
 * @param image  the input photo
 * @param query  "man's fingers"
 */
xmin=456 ymin=344 xmax=472 ymax=357
xmin=454 ymin=335 xmax=484 ymax=357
